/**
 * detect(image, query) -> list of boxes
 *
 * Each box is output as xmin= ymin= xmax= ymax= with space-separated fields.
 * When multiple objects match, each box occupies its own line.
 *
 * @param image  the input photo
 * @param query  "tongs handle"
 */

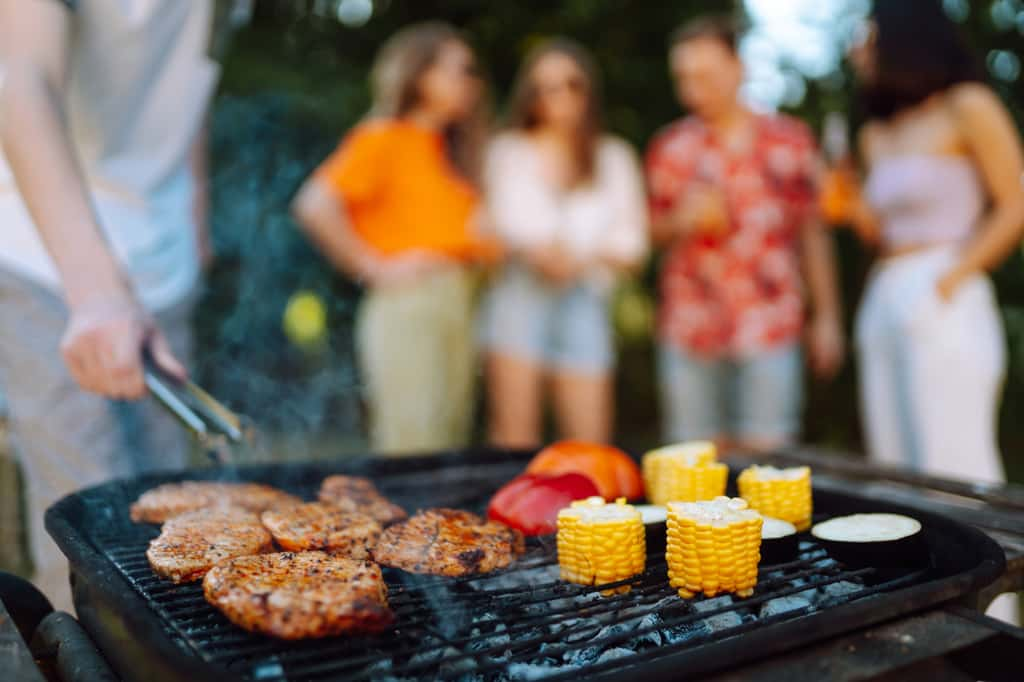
xmin=142 ymin=350 xmax=248 ymax=460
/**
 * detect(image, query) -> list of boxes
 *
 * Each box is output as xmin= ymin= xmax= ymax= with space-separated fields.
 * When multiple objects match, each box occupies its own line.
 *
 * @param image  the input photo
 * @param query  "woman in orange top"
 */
xmin=292 ymin=23 xmax=493 ymax=454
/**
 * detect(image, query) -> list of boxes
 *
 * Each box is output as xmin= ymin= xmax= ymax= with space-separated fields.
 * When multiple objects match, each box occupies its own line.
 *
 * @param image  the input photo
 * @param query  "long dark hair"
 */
xmin=370 ymin=22 xmax=489 ymax=184
xmin=861 ymin=0 xmax=982 ymax=120
xmin=505 ymin=38 xmax=604 ymax=186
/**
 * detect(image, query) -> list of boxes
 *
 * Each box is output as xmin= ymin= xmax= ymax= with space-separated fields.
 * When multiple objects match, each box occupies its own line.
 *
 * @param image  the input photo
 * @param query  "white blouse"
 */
xmin=484 ymin=133 xmax=649 ymax=269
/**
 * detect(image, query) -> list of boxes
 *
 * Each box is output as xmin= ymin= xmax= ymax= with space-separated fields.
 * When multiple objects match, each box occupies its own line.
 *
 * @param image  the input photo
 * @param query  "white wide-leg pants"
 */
xmin=856 ymin=245 xmax=1017 ymax=623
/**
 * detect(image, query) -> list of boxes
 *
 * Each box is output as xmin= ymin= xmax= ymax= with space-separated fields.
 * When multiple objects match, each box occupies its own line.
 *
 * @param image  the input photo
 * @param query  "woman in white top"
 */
xmin=480 ymin=39 xmax=648 ymax=447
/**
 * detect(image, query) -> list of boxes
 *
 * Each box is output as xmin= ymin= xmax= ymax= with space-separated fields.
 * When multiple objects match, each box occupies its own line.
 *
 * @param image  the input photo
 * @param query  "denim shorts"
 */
xmin=479 ymin=266 xmax=614 ymax=374
xmin=658 ymin=342 xmax=803 ymax=444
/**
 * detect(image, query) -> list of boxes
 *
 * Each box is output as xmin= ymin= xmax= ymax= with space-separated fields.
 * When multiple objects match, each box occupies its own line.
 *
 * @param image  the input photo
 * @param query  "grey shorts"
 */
xmin=658 ymin=342 xmax=803 ymax=444
xmin=479 ymin=266 xmax=614 ymax=375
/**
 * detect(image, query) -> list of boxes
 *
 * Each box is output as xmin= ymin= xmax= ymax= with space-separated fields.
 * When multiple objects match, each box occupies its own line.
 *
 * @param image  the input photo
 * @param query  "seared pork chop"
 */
xmin=203 ymin=552 xmax=393 ymax=639
xmin=261 ymin=503 xmax=382 ymax=557
xmin=146 ymin=508 xmax=273 ymax=583
xmin=130 ymin=481 xmax=301 ymax=523
xmin=318 ymin=475 xmax=407 ymax=525
xmin=373 ymin=508 xmax=525 ymax=576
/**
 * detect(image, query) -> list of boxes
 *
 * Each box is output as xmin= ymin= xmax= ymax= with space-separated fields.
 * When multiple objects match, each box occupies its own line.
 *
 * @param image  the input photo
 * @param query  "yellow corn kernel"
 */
xmin=666 ymin=496 xmax=763 ymax=599
xmin=737 ymin=465 xmax=812 ymax=531
xmin=557 ymin=497 xmax=646 ymax=595
xmin=643 ymin=441 xmax=728 ymax=506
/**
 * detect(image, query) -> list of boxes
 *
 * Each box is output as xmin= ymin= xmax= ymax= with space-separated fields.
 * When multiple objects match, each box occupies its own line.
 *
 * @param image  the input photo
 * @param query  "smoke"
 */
xmin=195 ymin=93 xmax=365 ymax=463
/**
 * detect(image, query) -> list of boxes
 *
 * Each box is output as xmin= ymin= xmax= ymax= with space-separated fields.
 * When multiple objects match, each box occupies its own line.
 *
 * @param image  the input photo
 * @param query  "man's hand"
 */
xmin=656 ymin=184 xmax=729 ymax=242
xmin=680 ymin=184 xmax=729 ymax=237
xmin=60 ymin=297 xmax=185 ymax=400
xmin=805 ymin=313 xmax=844 ymax=380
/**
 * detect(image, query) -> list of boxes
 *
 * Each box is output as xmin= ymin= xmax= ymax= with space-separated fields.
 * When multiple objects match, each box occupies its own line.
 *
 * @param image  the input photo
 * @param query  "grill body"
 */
xmin=45 ymin=450 xmax=1005 ymax=682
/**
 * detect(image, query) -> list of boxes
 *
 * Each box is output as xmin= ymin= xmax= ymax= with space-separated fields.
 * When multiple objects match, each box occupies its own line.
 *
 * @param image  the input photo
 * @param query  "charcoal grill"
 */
xmin=45 ymin=450 xmax=1006 ymax=682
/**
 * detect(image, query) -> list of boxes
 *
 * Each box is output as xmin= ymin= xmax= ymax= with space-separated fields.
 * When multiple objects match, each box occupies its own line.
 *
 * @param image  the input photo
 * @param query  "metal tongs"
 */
xmin=142 ymin=350 xmax=254 ymax=463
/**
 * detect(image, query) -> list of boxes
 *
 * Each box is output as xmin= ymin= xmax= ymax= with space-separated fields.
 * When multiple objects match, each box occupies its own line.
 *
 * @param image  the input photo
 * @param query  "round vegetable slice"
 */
xmin=811 ymin=513 xmax=927 ymax=576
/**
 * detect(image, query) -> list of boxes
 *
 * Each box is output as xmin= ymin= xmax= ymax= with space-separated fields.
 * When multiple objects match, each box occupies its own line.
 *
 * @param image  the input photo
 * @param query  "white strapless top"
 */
xmin=864 ymin=155 xmax=984 ymax=248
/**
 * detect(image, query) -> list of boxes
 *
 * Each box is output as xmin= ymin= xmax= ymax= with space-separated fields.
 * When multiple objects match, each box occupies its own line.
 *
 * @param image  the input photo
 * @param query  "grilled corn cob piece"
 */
xmin=737 ymin=465 xmax=813 ymax=531
xmin=557 ymin=497 xmax=645 ymax=594
xmin=666 ymin=496 xmax=762 ymax=599
xmin=642 ymin=441 xmax=728 ymax=505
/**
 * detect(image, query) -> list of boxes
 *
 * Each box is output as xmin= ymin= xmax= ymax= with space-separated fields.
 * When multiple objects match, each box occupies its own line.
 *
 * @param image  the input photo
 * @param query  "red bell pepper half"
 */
xmin=487 ymin=472 xmax=599 ymax=536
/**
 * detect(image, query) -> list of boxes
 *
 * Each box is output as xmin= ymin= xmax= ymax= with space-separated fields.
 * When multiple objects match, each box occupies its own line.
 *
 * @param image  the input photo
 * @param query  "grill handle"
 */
xmin=142 ymin=351 xmax=250 ymax=462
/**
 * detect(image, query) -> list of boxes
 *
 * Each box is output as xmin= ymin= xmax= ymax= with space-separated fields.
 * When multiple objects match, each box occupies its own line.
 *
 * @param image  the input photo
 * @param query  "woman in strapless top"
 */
xmin=839 ymin=1 xmax=1024 ymax=624
xmin=842 ymin=0 xmax=1024 ymax=521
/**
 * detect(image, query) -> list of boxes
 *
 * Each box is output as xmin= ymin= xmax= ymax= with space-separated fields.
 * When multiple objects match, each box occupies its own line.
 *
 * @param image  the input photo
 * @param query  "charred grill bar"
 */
xmin=40 ymin=450 xmax=1014 ymax=682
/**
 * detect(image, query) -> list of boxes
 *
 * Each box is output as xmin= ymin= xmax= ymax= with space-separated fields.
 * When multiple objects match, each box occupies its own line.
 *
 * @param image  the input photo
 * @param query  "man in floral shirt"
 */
xmin=647 ymin=16 xmax=843 ymax=450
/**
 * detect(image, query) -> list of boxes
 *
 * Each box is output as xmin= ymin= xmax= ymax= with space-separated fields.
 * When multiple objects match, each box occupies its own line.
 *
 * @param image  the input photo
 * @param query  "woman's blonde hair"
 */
xmin=506 ymin=38 xmax=604 ymax=186
xmin=369 ymin=22 xmax=489 ymax=184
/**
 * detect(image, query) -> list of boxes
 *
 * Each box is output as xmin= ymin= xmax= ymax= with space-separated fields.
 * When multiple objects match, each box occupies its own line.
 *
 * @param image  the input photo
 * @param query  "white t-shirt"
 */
xmin=484 ymin=132 xmax=649 ymax=272
xmin=0 ymin=0 xmax=218 ymax=312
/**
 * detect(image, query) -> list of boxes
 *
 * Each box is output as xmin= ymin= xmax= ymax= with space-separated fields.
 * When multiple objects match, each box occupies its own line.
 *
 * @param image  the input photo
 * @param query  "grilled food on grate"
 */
xmin=374 ymin=508 xmax=525 ymax=576
xmin=642 ymin=441 xmax=728 ymax=506
xmin=203 ymin=551 xmax=394 ymax=639
xmin=261 ymin=503 xmax=382 ymax=557
xmin=130 ymin=481 xmax=302 ymax=523
xmin=557 ymin=497 xmax=646 ymax=594
xmin=666 ymin=496 xmax=763 ymax=599
xmin=738 ymin=465 xmax=813 ymax=531
xmin=146 ymin=508 xmax=274 ymax=584
xmin=317 ymin=475 xmax=408 ymax=525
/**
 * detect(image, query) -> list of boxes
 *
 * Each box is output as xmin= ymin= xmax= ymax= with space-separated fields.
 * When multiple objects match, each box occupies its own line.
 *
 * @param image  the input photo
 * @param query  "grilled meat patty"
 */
xmin=130 ymin=481 xmax=302 ymax=523
xmin=318 ymin=475 xmax=407 ymax=525
xmin=261 ymin=503 xmax=382 ymax=557
xmin=374 ymin=508 xmax=525 ymax=576
xmin=146 ymin=508 xmax=274 ymax=584
xmin=203 ymin=552 xmax=393 ymax=639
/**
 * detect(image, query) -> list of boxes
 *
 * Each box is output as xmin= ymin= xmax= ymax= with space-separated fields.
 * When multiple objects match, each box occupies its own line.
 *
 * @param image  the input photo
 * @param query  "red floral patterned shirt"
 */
xmin=646 ymin=114 xmax=820 ymax=358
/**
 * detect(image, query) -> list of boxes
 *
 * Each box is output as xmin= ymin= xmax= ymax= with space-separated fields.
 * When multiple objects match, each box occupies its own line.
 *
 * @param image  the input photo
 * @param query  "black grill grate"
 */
xmin=47 ymin=455 xmax=1005 ymax=682
xmin=90 ymin=518 xmax=921 ymax=681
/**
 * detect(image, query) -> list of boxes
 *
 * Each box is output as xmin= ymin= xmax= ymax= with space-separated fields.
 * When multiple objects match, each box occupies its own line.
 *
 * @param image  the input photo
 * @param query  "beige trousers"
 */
xmin=0 ymin=269 xmax=193 ymax=613
xmin=356 ymin=268 xmax=477 ymax=455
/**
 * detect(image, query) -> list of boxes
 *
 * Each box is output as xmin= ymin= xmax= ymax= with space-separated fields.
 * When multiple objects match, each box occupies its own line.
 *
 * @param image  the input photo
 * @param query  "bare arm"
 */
xmin=802 ymin=221 xmax=842 ymax=323
xmin=291 ymin=177 xmax=380 ymax=282
xmin=0 ymin=0 xmax=127 ymax=307
xmin=0 ymin=0 xmax=183 ymax=398
xmin=940 ymin=84 xmax=1024 ymax=298
xmin=291 ymin=176 xmax=451 ymax=287
xmin=801 ymin=218 xmax=844 ymax=378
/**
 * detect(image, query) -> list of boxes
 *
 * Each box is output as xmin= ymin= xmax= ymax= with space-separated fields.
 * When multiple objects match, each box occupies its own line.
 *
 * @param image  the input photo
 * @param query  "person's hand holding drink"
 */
xmin=666 ymin=182 xmax=729 ymax=239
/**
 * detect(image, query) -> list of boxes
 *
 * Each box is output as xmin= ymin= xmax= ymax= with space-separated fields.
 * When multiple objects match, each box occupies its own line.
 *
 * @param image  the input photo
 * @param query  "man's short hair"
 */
xmin=669 ymin=15 xmax=740 ymax=54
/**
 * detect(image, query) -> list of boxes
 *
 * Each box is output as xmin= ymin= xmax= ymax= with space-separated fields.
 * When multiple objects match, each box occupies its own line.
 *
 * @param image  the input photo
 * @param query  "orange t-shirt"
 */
xmin=315 ymin=120 xmax=491 ymax=260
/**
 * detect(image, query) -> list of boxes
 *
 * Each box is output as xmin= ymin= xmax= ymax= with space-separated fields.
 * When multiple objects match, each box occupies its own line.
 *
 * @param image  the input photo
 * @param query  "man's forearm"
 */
xmin=1 ymin=64 xmax=129 ymax=307
xmin=802 ymin=223 xmax=841 ymax=321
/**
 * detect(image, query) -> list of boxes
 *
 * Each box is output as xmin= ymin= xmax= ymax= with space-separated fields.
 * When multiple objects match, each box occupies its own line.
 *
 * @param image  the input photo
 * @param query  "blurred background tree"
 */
xmin=199 ymin=0 xmax=1024 ymax=479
